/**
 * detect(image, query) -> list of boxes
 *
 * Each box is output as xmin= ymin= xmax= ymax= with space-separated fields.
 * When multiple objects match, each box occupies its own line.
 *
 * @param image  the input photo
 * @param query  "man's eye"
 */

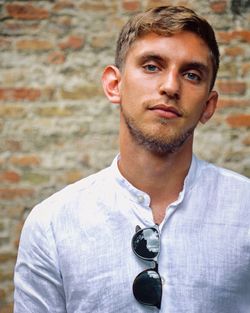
xmin=143 ymin=64 xmax=159 ymax=72
xmin=184 ymin=72 xmax=201 ymax=82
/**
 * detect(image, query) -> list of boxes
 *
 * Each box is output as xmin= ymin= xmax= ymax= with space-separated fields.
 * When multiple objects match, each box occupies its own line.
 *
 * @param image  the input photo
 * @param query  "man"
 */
xmin=14 ymin=5 xmax=250 ymax=313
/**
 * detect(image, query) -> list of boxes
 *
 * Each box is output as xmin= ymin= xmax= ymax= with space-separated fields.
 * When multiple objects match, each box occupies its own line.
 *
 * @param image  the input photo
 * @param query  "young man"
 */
xmin=14 ymin=6 xmax=250 ymax=313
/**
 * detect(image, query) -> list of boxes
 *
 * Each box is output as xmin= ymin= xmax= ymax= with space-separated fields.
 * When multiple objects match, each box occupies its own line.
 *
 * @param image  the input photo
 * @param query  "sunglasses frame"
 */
xmin=131 ymin=225 xmax=162 ymax=309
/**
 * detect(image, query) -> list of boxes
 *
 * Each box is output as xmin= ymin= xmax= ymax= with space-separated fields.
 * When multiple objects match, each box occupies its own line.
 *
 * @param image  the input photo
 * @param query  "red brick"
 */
xmin=226 ymin=114 xmax=250 ymax=127
xmin=242 ymin=63 xmax=250 ymax=77
xmin=224 ymin=46 xmax=245 ymax=57
xmin=53 ymin=1 xmax=75 ymax=11
xmin=59 ymin=35 xmax=85 ymax=50
xmin=10 ymin=155 xmax=41 ymax=167
xmin=235 ymin=31 xmax=250 ymax=43
xmin=5 ymin=140 xmax=22 ymax=152
xmin=16 ymin=39 xmax=53 ymax=51
xmin=122 ymin=1 xmax=141 ymax=11
xmin=0 ymin=37 xmax=12 ymax=50
xmin=217 ymin=81 xmax=246 ymax=95
xmin=0 ymin=252 xmax=17 ymax=263
xmin=0 ymin=88 xmax=41 ymax=101
xmin=3 ymin=20 xmax=40 ymax=36
xmin=0 ymin=171 xmax=21 ymax=183
xmin=217 ymin=31 xmax=234 ymax=43
xmin=6 ymin=3 xmax=49 ymax=20
xmin=217 ymin=98 xmax=250 ymax=108
xmin=0 ymin=188 xmax=34 ymax=200
xmin=217 ymin=30 xmax=250 ymax=44
xmin=242 ymin=135 xmax=250 ymax=146
xmin=210 ymin=1 xmax=227 ymax=13
xmin=47 ymin=51 xmax=66 ymax=64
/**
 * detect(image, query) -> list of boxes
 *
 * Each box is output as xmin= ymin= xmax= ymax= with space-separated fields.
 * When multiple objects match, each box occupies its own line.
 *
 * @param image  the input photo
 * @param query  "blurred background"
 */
xmin=0 ymin=0 xmax=249 ymax=311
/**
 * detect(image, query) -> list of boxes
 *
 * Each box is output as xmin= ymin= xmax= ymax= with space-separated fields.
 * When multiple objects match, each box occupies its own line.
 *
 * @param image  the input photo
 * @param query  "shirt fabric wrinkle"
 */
xmin=14 ymin=154 xmax=250 ymax=313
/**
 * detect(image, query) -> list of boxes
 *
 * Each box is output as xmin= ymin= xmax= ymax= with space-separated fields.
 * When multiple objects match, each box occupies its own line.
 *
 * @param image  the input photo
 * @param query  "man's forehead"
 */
xmin=127 ymin=31 xmax=212 ymax=66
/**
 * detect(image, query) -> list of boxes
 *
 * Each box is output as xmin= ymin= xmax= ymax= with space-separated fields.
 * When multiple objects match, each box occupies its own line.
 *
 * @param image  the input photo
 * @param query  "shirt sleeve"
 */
xmin=14 ymin=205 xmax=66 ymax=313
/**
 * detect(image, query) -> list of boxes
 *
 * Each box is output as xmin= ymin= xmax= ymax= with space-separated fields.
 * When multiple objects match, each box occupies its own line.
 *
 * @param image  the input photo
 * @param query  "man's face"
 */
xmin=112 ymin=31 xmax=218 ymax=154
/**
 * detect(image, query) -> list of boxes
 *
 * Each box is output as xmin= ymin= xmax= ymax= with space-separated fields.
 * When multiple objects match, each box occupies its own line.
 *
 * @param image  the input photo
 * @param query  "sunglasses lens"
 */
xmin=132 ymin=227 xmax=160 ymax=259
xmin=133 ymin=269 xmax=162 ymax=309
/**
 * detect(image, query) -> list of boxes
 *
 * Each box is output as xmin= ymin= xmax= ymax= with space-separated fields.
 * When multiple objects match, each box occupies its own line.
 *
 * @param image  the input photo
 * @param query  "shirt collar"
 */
xmin=110 ymin=153 xmax=200 ymax=204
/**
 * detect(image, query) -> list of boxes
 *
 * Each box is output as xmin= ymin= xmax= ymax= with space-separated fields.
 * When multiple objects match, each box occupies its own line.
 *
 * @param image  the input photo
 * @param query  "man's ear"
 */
xmin=102 ymin=65 xmax=121 ymax=104
xmin=200 ymin=90 xmax=218 ymax=124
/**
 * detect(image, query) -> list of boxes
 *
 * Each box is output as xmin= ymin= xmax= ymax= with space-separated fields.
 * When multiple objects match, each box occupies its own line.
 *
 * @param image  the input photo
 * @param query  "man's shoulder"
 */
xmin=197 ymin=157 xmax=250 ymax=190
xmin=26 ymin=165 xmax=112 ymax=227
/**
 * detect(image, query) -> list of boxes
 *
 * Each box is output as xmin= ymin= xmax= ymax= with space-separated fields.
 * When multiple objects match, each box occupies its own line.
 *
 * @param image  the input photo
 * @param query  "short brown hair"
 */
xmin=115 ymin=6 xmax=220 ymax=89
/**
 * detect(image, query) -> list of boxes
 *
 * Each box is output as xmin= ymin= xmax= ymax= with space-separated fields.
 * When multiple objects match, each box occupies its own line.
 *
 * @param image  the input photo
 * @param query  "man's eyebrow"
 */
xmin=136 ymin=53 xmax=165 ymax=64
xmin=183 ymin=62 xmax=209 ymax=74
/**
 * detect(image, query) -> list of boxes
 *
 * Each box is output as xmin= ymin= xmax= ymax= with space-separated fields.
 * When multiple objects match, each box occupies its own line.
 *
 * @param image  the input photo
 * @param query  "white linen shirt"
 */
xmin=14 ymin=155 xmax=250 ymax=313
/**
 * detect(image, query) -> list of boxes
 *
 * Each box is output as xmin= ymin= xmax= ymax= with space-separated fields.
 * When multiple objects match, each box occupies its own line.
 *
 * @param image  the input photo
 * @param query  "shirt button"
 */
xmin=137 ymin=195 xmax=144 ymax=204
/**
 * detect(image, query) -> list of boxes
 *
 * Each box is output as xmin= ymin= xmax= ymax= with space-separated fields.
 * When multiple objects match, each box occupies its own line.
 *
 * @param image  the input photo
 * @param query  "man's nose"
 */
xmin=159 ymin=69 xmax=180 ymax=100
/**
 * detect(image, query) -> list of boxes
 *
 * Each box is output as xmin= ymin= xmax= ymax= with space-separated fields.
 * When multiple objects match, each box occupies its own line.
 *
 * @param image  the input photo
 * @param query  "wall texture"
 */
xmin=0 ymin=0 xmax=249 ymax=311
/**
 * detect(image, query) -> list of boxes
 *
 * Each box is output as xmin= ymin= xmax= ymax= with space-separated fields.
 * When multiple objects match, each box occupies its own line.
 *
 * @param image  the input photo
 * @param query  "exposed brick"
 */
xmin=217 ymin=81 xmax=247 ymax=95
xmin=0 ymin=288 xmax=6 ymax=301
xmin=0 ymin=252 xmax=17 ymax=263
xmin=79 ymin=3 xmax=109 ymax=11
xmin=22 ymin=172 xmax=50 ymax=184
xmin=235 ymin=31 xmax=250 ymax=43
xmin=147 ymin=0 xmax=172 ymax=8
xmin=63 ymin=170 xmax=83 ymax=184
xmin=6 ymin=206 xmax=25 ymax=219
xmin=0 ymin=303 xmax=13 ymax=313
xmin=218 ymin=62 xmax=238 ymax=77
xmin=6 ymin=3 xmax=49 ymax=20
xmin=210 ymin=1 xmax=227 ymax=13
xmin=37 ymin=106 xmax=73 ymax=117
xmin=226 ymin=114 xmax=250 ymax=128
xmin=91 ymin=35 xmax=113 ymax=49
xmin=0 ymin=105 xmax=26 ymax=118
xmin=0 ymin=88 xmax=41 ymax=102
xmin=224 ymin=46 xmax=245 ymax=57
xmin=242 ymin=135 xmax=250 ymax=146
xmin=2 ymin=20 xmax=41 ymax=36
xmin=0 ymin=188 xmax=34 ymax=200
xmin=122 ymin=1 xmax=141 ymax=11
xmin=16 ymin=39 xmax=53 ymax=52
xmin=242 ymin=63 xmax=250 ymax=77
xmin=47 ymin=51 xmax=66 ymax=64
xmin=53 ymin=1 xmax=76 ymax=11
xmin=0 ymin=171 xmax=21 ymax=183
xmin=217 ymin=30 xmax=250 ymax=44
xmin=59 ymin=35 xmax=85 ymax=50
xmin=0 ymin=37 xmax=12 ymax=50
xmin=60 ymin=85 xmax=103 ymax=100
xmin=217 ymin=98 xmax=250 ymax=108
xmin=10 ymin=155 xmax=41 ymax=167
xmin=5 ymin=140 xmax=22 ymax=152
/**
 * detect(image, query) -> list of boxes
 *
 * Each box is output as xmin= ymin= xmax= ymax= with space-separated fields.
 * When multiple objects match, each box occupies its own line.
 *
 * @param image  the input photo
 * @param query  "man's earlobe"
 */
xmin=200 ymin=90 xmax=218 ymax=124
xmin=102 ymin=65 xmax=121 ymax=104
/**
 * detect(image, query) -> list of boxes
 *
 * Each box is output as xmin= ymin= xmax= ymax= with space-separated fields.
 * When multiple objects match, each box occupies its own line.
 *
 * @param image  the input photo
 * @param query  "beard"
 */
xmin=121 ymin=107 xmax=196 ymax=155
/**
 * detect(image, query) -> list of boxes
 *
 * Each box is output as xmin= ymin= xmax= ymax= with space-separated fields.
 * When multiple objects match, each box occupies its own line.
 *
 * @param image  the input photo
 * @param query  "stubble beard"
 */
xmin=122 ymin=110 xmax=195 ymax=155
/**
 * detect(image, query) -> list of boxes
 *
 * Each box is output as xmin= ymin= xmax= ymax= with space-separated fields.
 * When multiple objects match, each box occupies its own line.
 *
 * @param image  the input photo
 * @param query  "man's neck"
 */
xmin=118 ymin=137 xmax=193 ymax=224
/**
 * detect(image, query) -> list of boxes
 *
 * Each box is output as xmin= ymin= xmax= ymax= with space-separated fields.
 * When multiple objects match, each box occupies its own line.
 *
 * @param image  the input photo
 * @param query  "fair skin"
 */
xmin=102 ymin=31 xmax=218 ymax=224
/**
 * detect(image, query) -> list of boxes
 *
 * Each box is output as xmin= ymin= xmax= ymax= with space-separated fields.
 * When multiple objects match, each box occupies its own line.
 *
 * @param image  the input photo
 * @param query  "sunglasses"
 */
xmin=131 ymin=224 xmax=162 ymax=309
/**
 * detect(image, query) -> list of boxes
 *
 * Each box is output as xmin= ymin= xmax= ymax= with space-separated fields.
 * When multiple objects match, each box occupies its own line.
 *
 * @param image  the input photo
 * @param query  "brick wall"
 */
xmin=0 ymin=0 xmax=249 ymax=311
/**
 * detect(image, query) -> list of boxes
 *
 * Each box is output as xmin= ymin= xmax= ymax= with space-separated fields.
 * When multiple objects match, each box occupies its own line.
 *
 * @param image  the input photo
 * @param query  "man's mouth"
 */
xmin=148 ymin=104 xmax=182 ymax=118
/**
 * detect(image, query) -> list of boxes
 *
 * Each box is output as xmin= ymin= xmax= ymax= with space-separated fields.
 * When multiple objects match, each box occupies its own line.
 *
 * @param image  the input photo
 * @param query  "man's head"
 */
xmin=115 ymin=5 xmax=219 ymax=90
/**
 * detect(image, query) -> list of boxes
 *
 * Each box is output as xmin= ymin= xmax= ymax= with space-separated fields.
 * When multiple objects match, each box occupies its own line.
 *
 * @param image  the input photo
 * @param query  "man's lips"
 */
xmin=148 ymin=104 xmax=182 ymax=118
